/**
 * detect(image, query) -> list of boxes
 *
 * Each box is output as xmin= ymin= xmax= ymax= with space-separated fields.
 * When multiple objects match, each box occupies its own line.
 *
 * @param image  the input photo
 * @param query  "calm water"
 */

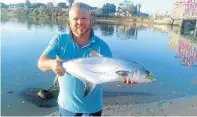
xmin=1 ymin=18 xmax=197 ymax=116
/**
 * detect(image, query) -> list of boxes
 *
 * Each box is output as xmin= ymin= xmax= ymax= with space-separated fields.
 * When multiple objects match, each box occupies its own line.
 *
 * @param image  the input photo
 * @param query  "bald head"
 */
xmin=69 ymin=2 xmax=91 ymax=18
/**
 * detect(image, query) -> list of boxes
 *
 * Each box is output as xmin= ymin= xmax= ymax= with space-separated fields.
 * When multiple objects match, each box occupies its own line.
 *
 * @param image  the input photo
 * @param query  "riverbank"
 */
xmin=46 ymin=95 xmax=197 ymax=116
xmin=1 ymin=8 xmax=180 ymax=26
xmin=94 ymin=17 xmax=181 ymax=26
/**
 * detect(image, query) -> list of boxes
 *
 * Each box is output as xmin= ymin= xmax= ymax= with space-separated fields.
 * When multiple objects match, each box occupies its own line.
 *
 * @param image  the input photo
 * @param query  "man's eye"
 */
xmin=82 ymin=18 xmax=87 ymax=19
xmin=72 ymin=18 xmax=77 ymax=20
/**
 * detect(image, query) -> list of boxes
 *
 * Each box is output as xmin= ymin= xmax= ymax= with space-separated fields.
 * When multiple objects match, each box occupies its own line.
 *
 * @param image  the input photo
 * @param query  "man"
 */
xmin=38 ymin=2 xmax=135 ymax=116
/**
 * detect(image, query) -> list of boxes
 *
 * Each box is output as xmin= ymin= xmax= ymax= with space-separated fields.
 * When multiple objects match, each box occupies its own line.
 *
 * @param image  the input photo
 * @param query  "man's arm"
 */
xmin=38 ymin=55 xmax=65 ymax=76
xmin=38 ymin=55 xmax=54 ymax=72
xmin=38 ymin=34 xmax=66 ymax=76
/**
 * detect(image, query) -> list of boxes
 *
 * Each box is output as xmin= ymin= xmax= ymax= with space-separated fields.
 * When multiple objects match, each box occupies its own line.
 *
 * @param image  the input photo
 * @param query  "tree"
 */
xmin=47 ymin=2 xmax=54 ymax=8
xmin=126 ymin=4 xmax=135 ymax=15
xmin=17 ymin=3 xmax=25 ymax=7
xmin=0 ymin=2 xmax=8 ymax=8
xmin=25 ymin=0 xmax=31 ymax=8
xmin=118 ymin=0 xmax=138 ymax=16
xmin=137 ymin=4 xmax=141 ymax=16
xmin=67 ymin=0 xmax=74 ymax=7
xmin=31 ymin=3 xmax=46 ymax=8
xmin=101 ymin=3 xmax=116 ymax=15
xmin=57 ymin=2 xmax=67 ymax=8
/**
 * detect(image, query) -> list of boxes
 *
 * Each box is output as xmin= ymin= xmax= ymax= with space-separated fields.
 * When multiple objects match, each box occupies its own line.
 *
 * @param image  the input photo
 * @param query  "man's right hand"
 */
xmin=51 ymin=58 xmax=65 ymax=76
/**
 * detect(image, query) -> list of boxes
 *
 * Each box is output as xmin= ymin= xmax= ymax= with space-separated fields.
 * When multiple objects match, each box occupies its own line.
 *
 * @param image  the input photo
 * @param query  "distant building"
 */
xmin=138 ymin=12 xmax=149 ymax=17
xmin=173 ymin=0 xmax=187 ymax=18
xmin=173 ymin=0 xmax=197 ymax=19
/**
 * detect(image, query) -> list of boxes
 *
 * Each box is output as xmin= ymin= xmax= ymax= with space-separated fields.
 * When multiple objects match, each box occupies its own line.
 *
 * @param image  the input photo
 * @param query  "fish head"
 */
xmin=115 ymin=67 xmax=156 ymax=83
xmin=138 ymin=67 xmax=156 ymax=82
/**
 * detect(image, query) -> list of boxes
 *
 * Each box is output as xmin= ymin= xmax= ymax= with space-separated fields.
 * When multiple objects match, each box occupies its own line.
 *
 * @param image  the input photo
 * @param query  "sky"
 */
xmin=0 ymin=0 xmax=176 ymax=15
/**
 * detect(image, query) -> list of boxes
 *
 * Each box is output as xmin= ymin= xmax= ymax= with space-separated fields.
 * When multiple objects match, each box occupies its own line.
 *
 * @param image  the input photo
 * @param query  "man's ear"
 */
xmin=68 ymin=18 xmax=71 ymax=27
xmin=90 ymin=16 xmax=93 ymax=26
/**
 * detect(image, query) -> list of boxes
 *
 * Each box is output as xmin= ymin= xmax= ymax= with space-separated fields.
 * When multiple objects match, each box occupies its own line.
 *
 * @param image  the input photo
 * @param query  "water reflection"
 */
xmin=99 ymin=23 xmax=114 ymax=36
xmin=2 ymin=17 xmax=141 ymax=40
xmin=1 ymin=16 xmax=68 ymax=32
xmin=169 ymin=31 xmax=197 ymax=69
xmin=116 ymin=24 xmax=138 ymax=40
xmin=94 ymin=22 xmax=139 ymax=40
xmin=177 ymin=36 xmax=197 ymax=69
xmin=57 ymin=23 xmax=67 ymax=33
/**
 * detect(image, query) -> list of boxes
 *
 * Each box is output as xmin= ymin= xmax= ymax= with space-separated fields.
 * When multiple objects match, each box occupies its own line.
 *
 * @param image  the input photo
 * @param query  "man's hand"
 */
xmin=122 ymin=77 xmax=138 ymax=85
xmin=51 ymin=58 xmax=65 ymax=76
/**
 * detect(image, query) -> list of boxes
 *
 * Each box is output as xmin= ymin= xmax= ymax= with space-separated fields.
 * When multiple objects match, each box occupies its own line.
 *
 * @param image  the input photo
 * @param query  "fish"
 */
xmin=61 ymin=49 xmax=156 ymax=97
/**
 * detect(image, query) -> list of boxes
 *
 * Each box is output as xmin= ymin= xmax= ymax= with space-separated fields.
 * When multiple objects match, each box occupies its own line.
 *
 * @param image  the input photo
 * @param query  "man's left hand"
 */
xmin=122 ymin=77 xmax=138 ymax=85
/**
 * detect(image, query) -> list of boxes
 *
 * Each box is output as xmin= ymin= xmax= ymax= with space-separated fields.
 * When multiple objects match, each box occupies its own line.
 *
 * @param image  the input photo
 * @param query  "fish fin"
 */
xmin=83 ymin=81 xmax=97 ymax=97
xmin=89 ymin=48 xmax=103 ymax=57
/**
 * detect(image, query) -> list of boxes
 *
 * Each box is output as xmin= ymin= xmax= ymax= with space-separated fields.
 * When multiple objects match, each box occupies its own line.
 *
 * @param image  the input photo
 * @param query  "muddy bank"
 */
xmin=45 ymin=95 xmax=197 ymax=116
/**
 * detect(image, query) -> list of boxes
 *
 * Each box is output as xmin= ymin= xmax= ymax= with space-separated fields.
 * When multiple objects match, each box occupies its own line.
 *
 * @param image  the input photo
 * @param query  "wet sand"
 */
xmin=46 ymin=95 xmax=197 ymax=116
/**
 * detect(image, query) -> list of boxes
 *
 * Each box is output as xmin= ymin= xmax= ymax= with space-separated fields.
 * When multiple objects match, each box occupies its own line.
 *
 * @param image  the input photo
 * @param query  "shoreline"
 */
xmin=45 ymin=95 xmax=197 ymax=116
xmin=94 ymin=18 xmax=181 ymax=26
xmin=1 ymin=11 xmax=180 ymax=27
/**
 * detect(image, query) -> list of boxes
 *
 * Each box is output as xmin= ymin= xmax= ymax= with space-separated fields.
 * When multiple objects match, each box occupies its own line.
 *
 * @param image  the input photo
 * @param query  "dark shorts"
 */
xmin=59 ymin=105 xmax=102 ymax=116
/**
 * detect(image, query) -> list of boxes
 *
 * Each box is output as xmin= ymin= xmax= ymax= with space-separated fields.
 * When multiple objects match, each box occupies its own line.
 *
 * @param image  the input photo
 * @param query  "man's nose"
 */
xmin=77 ymin=19 xmax=82 ymax=24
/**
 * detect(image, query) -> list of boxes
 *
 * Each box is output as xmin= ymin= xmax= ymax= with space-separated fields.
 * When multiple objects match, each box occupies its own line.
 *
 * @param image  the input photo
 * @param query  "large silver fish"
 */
xmin=62 ymin=50 xmax=155 ymax=97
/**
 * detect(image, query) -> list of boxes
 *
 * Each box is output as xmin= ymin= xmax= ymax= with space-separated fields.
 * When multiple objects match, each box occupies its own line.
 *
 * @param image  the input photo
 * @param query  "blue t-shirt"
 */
xmin=42 ymin=31 xmax=112 ymax=113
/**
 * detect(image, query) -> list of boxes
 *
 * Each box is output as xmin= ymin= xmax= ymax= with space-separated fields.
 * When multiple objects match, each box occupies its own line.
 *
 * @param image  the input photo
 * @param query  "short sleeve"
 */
xmin=42 ymin=35 xmax=60 ymax=59
xmin=100 ymin=40 xmax=112 ymax=58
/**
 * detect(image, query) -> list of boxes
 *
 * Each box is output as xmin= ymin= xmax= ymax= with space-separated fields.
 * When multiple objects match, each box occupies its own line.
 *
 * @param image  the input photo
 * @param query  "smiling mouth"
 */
xmin=77 ymin=25 xmax=84 ymax=28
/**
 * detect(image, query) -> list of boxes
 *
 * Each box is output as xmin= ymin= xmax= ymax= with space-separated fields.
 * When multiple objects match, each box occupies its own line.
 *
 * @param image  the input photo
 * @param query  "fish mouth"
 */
xmin=146 ymin=74 xmax=156 ymax=82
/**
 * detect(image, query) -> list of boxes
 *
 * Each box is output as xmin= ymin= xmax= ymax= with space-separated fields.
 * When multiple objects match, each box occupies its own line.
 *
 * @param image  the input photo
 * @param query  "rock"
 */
xmin=37 ymin=90 xmax=54 ymax=100
xmin=20 ymin=83 xmax=59 ymax=108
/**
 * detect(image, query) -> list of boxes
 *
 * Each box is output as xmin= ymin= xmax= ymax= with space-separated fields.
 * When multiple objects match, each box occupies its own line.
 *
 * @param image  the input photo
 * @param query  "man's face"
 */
xmin=69 ymin=8 xmax=92 ymax=38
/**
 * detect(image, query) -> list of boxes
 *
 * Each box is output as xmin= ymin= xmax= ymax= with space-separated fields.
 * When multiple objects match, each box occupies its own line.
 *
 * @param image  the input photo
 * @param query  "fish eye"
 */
xmin=140 ymin=67 xmax=149 ymax=74
xmin=115 ymin=71 xmax=128 ymax=76
xmin=145 ymin=70 xmax=150 ymax=75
